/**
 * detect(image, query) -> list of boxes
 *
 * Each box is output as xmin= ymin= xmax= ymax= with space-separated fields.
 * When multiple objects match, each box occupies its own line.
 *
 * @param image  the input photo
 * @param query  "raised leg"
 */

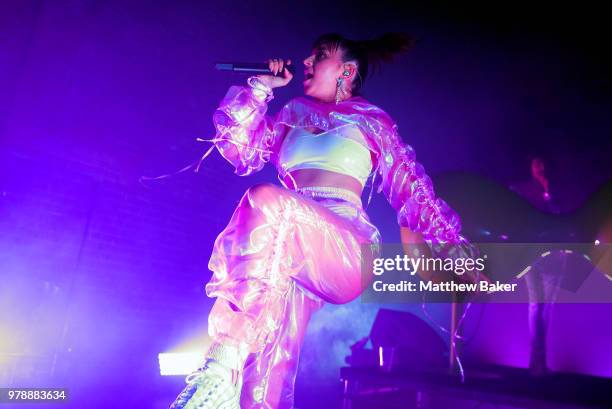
xmin=203 ymin=183 xmax=379 ymax=408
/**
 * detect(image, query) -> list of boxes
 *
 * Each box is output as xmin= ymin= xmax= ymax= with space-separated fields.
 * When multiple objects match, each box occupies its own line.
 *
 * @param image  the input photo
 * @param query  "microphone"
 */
xmin=215 ymin=62 xmax=296 ymax=75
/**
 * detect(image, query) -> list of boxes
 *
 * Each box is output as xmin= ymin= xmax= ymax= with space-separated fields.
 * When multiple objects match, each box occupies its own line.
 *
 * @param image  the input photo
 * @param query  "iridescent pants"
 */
xmin=205 ymin=183 xmax=381 ymax=409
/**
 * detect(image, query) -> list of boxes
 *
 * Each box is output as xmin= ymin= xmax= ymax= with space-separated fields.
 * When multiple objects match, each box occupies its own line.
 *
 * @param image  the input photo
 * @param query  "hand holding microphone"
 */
xmin=256 ymin=58 xmax=293 ymax=89
xmin=215 ymin=58 xmax=294 ymax=89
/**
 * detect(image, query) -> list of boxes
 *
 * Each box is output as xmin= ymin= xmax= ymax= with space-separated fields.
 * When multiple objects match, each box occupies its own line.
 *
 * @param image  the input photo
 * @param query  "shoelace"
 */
xmin=172 ymin=362 xmax=241 ymax=409
xmin=187 ymin=362 xmax=241 ymax=385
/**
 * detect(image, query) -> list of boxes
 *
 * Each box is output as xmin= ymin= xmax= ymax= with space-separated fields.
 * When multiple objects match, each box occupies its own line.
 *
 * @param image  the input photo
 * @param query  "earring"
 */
xmin=343 ymin=70 xmax=350 ymax=76
xmin=335 ymin=77 xmax=346 ymax=104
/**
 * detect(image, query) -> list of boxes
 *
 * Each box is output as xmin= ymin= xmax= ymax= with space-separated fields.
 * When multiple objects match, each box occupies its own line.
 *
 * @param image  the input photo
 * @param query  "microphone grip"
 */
xmin=215 ymin=62 xmax=296 ymax=75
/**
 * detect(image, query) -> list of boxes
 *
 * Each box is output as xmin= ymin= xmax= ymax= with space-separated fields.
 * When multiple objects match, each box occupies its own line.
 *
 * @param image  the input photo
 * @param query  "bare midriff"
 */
xmin=279 ymin=125 xmax=367 ymax=197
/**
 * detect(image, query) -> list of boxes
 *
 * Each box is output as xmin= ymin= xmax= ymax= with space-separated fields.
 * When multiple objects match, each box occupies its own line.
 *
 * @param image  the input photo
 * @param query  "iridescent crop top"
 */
xmin=277 ymin=124 xmax=373 ymax=188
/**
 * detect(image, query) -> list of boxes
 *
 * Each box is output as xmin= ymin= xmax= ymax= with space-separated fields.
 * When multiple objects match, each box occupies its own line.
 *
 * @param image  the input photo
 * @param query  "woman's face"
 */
xmin=303 ymin=44 xmax=355 ymax=102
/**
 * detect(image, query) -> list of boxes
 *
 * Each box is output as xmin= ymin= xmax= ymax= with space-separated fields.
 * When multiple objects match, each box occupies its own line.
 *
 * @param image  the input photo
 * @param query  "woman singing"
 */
xmin=170 ymin=32 xmax=475 ymax=409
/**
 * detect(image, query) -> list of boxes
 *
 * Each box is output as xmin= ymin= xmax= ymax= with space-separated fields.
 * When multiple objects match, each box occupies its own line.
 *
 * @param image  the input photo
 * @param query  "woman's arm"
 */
xmin=361 ymin=110 xmax=462 ymax=243
xmin=212 ymin=81 xmax=283 ymax=176
xmin=361 ymin=109 xmax=484 ymax=282
xmin=212 ymin=60 xmax=293 ymax=176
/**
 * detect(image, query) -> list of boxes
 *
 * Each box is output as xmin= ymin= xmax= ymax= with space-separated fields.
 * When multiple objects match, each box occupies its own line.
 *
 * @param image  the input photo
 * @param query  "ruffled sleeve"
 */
xmin=357 ymin=107 xmax=477 ymax=259
xmin=212 ymin=85 xmax=284 ymax=176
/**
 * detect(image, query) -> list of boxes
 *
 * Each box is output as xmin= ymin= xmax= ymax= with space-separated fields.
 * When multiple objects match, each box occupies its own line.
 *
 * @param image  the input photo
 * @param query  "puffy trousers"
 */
xmin=205 ymin=183 xmax=381 ymax=408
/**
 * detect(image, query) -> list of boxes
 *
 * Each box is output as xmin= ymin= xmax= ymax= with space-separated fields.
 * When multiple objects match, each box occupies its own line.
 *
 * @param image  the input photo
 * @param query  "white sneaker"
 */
xmin=169 ymin=360 xmax=242 ymax=409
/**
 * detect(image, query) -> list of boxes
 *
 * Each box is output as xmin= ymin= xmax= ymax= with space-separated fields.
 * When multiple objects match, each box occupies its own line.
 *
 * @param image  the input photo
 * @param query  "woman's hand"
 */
xmin=400 ymin=227 xmax=435 ymax=281
xmin=256 ymin=58 xmax=293 ymax=89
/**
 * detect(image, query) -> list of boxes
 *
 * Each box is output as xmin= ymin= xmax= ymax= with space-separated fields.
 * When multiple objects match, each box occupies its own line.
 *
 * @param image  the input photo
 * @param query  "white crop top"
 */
xmin=278 ymin=124 xmax=373 ymax=187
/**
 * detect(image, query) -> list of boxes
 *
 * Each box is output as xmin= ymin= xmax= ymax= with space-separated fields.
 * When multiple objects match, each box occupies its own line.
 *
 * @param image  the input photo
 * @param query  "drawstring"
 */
xmin=363 ymin=156 xmax=381 ymax=209
xmin=139 ymin=159 xmax=204 ymax=186
xmin=139 ymin=135 xmax=274 ymax=187
xmin=277 ymin=174 xmax=289 ymax=189
xmin=193 ymin=139 xmax=218 ymax=172
xmin=366 ymin=166 xmax=377 ymax=208
xmin=195 ymin=136 xmax=275 ymax=169
xmin=277 ymin=167 xmax=299 ymax=191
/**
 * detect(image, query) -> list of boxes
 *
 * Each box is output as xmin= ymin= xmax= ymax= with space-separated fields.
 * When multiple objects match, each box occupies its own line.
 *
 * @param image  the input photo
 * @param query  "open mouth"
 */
xmin=303 ymin=73 xmax=314 ymax=86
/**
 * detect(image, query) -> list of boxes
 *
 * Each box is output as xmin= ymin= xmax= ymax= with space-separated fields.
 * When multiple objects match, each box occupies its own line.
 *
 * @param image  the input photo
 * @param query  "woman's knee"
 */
xmin=324 ymin=286 xmax=362 ymax=305
xmin=297 ymin=270 xmax=363 ymax=305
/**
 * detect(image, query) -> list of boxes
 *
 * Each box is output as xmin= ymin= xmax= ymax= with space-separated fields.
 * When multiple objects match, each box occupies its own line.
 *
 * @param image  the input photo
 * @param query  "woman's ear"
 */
xmin=342 ymin=63 xmax=357 ymax=80
xmin=341 ymin=63 xmax=358 ymax=92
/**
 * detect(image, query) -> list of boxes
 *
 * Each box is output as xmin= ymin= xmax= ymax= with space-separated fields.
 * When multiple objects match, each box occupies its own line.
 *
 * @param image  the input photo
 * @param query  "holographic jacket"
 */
xmin=211 ymin=84 xmax=472 ymax=250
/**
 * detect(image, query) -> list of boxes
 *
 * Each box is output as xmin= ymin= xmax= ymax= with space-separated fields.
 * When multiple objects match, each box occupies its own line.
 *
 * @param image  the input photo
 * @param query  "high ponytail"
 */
xmin=312 ymin=32 xmax=415 ymax=94
xmin=359 ymin=32 xmax=415 ymax=75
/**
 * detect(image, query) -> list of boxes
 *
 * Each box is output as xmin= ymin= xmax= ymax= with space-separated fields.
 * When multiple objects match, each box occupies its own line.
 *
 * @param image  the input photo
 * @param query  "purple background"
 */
xmin=1 ymin=1 xmax=611 ymax=407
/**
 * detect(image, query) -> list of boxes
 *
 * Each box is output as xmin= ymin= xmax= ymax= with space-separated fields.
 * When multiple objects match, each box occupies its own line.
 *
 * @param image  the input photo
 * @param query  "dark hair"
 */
xmin=312 ymin=32 xmax=415 ymax=94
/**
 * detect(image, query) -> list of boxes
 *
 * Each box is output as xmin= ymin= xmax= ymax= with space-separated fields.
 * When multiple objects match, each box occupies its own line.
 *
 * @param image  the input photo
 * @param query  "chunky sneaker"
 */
xmin=169 ymin=359 xmax=242 ymax=409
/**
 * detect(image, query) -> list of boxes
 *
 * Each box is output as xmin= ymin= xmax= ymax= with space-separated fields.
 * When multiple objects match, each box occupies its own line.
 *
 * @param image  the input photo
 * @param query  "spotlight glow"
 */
xmin=158 ymin=351 xmax=205 ymax=376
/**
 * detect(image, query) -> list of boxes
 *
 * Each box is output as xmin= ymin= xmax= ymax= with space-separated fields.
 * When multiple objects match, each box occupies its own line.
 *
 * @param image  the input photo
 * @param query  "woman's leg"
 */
xmin=205 ymin=183 xmax=378 ymax=408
